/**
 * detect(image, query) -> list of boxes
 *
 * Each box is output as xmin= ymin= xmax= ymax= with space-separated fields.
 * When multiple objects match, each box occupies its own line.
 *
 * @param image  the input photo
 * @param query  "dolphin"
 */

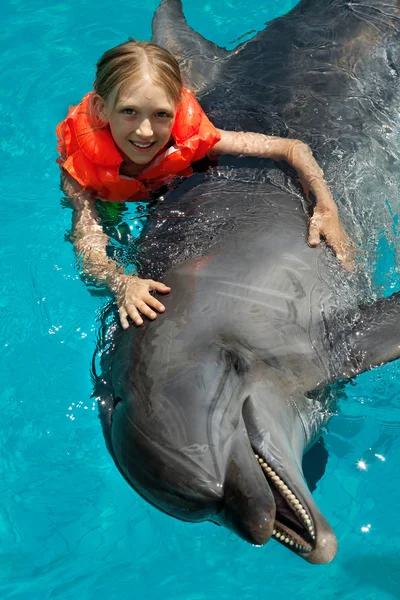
xmin=94 ymin=0 xmax=400 ymax=564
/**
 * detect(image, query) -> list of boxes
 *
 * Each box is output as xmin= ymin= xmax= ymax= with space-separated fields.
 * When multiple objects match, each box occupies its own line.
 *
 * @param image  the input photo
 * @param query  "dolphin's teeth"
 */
xmin=254 ymin=452 xmax=315 ymax=550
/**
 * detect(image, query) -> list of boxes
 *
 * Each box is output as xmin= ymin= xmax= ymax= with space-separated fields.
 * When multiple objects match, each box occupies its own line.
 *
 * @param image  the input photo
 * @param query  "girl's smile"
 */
xmin=129 ymin=140 xmax=156 ymax=153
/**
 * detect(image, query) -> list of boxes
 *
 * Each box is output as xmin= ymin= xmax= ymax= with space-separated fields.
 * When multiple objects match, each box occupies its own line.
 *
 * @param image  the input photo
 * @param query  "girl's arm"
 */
xmin=62 ymin=172 xmax=170 ymax=328
xmin=212 ymin=131 xmax=353 ymax=268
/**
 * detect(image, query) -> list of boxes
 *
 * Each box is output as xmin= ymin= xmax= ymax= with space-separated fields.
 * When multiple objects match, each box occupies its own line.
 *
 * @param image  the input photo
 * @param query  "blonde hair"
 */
xmin=93 ymin=39 xmax=183 ymax=107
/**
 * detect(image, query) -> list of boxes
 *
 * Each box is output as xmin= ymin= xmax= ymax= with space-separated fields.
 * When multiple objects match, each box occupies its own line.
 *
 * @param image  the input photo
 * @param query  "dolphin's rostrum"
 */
xmin=94 ymin=0 xmax=400 ymax=564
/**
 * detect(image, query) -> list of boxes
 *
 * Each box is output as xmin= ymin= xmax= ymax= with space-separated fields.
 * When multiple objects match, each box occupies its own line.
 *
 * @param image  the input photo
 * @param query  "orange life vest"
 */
xmin=56 ymin=88 xmax=221 ymax=202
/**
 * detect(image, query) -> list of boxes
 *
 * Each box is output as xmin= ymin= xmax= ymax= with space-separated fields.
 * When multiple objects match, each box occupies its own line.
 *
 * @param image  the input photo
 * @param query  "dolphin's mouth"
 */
xmin=254 ymin=453 xmax=316 ymax=553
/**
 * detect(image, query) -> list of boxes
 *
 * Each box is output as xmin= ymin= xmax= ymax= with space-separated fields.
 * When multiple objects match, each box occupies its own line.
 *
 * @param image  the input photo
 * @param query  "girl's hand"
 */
xmin=113 ymin=274 xmax=171 ymax=329
xmin=308 ymin=206 xmax=355 ymax=270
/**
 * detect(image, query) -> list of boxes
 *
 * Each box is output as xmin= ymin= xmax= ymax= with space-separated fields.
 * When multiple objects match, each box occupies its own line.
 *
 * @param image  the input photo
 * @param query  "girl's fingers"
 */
xmin=125 ymin=304 xmax=144 ymax=327
xmin=308 ymin=217 xmax=321 ymax=246
xmin=149 ymin=280 xmax=171 ymax=294
xmin=118 ymin=306 xmax=131 ymax=330
xmin=335 ymin=241 xmax=356 ymax=272
xmin=136 ymin=300 xmax=157 ymax=320
xmin=145 ymin=294 xmax=166 ymax=313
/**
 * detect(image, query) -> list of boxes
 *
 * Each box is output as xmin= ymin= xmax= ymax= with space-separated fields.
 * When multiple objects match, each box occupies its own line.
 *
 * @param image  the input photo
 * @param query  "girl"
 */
xmin=57 ymin=40 xmax=352 ymax=330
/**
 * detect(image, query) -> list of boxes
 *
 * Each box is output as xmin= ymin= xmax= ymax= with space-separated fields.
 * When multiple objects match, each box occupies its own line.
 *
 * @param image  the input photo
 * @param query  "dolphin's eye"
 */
xmin=235 ymin=355 xmax=245 ymax=373
xmin=225 ymin=349 xmax=247 ymax=374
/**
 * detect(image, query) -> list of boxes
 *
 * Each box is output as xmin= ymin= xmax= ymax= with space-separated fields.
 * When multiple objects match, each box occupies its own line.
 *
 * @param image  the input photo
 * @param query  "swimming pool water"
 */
xmin=2 ymin=1 xmax=400 ymax=598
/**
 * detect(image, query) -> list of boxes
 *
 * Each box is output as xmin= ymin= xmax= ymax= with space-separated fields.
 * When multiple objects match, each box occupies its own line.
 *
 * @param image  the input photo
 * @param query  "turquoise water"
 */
xmin=2 ymin=0 xmax=400 ymax=598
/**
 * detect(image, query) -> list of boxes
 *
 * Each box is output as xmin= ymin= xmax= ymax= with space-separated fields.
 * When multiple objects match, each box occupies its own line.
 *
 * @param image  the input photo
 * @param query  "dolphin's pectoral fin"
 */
xmin=151 ymin=0 xmax=229 ymax=94
xmin=339 ymin=291 xmax=400 ymax=378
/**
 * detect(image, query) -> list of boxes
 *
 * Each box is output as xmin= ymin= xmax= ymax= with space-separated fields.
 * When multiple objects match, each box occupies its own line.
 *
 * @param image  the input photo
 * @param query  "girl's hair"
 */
xmin=93 ymin=39 xmax=183 ymax=107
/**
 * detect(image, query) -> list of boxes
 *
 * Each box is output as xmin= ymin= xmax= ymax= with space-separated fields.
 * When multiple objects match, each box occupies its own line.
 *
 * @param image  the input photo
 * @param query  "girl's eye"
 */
xmin=122 ymin=108 xmax=136 ymax=115
xmin=156 ymin=112 xmax=172 ymax=118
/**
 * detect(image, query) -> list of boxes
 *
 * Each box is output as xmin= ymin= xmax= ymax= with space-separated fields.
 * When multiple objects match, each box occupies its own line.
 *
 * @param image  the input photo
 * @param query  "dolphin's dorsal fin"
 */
xmin=151 ymin=0 xmax=229 ymax=95
xmin=339 ymin=292 xmax=400 ymax=379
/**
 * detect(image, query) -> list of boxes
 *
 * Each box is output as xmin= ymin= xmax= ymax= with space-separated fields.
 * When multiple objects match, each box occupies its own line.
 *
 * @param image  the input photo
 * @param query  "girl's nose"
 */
xmin=136 ymin=118 xmax=153 ymax=139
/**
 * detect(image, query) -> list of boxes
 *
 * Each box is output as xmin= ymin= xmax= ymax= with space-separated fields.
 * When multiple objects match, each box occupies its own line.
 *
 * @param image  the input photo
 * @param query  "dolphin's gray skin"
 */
xmin=95 ymin=0 xmax=400 ymax=564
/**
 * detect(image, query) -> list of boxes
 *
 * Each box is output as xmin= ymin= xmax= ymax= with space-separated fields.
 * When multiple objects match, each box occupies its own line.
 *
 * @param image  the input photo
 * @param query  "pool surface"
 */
xmin=2 ymin=1 xmax=400 ymax=598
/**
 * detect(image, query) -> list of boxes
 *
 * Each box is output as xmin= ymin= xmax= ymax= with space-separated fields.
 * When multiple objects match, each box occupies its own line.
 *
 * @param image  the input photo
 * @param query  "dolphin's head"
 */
xmin=103 ymin=326 xmax=337 ymax=564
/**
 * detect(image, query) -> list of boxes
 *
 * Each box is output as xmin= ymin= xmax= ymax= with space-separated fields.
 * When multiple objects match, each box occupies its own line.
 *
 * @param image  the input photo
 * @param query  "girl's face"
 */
xmin=99 ymin=79 xmax=177 ymax=166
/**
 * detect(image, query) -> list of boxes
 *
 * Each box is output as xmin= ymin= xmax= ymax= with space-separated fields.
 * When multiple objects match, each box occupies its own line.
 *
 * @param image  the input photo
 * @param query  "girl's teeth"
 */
xmin=133 ymin=142 xmax=153 ymax=148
